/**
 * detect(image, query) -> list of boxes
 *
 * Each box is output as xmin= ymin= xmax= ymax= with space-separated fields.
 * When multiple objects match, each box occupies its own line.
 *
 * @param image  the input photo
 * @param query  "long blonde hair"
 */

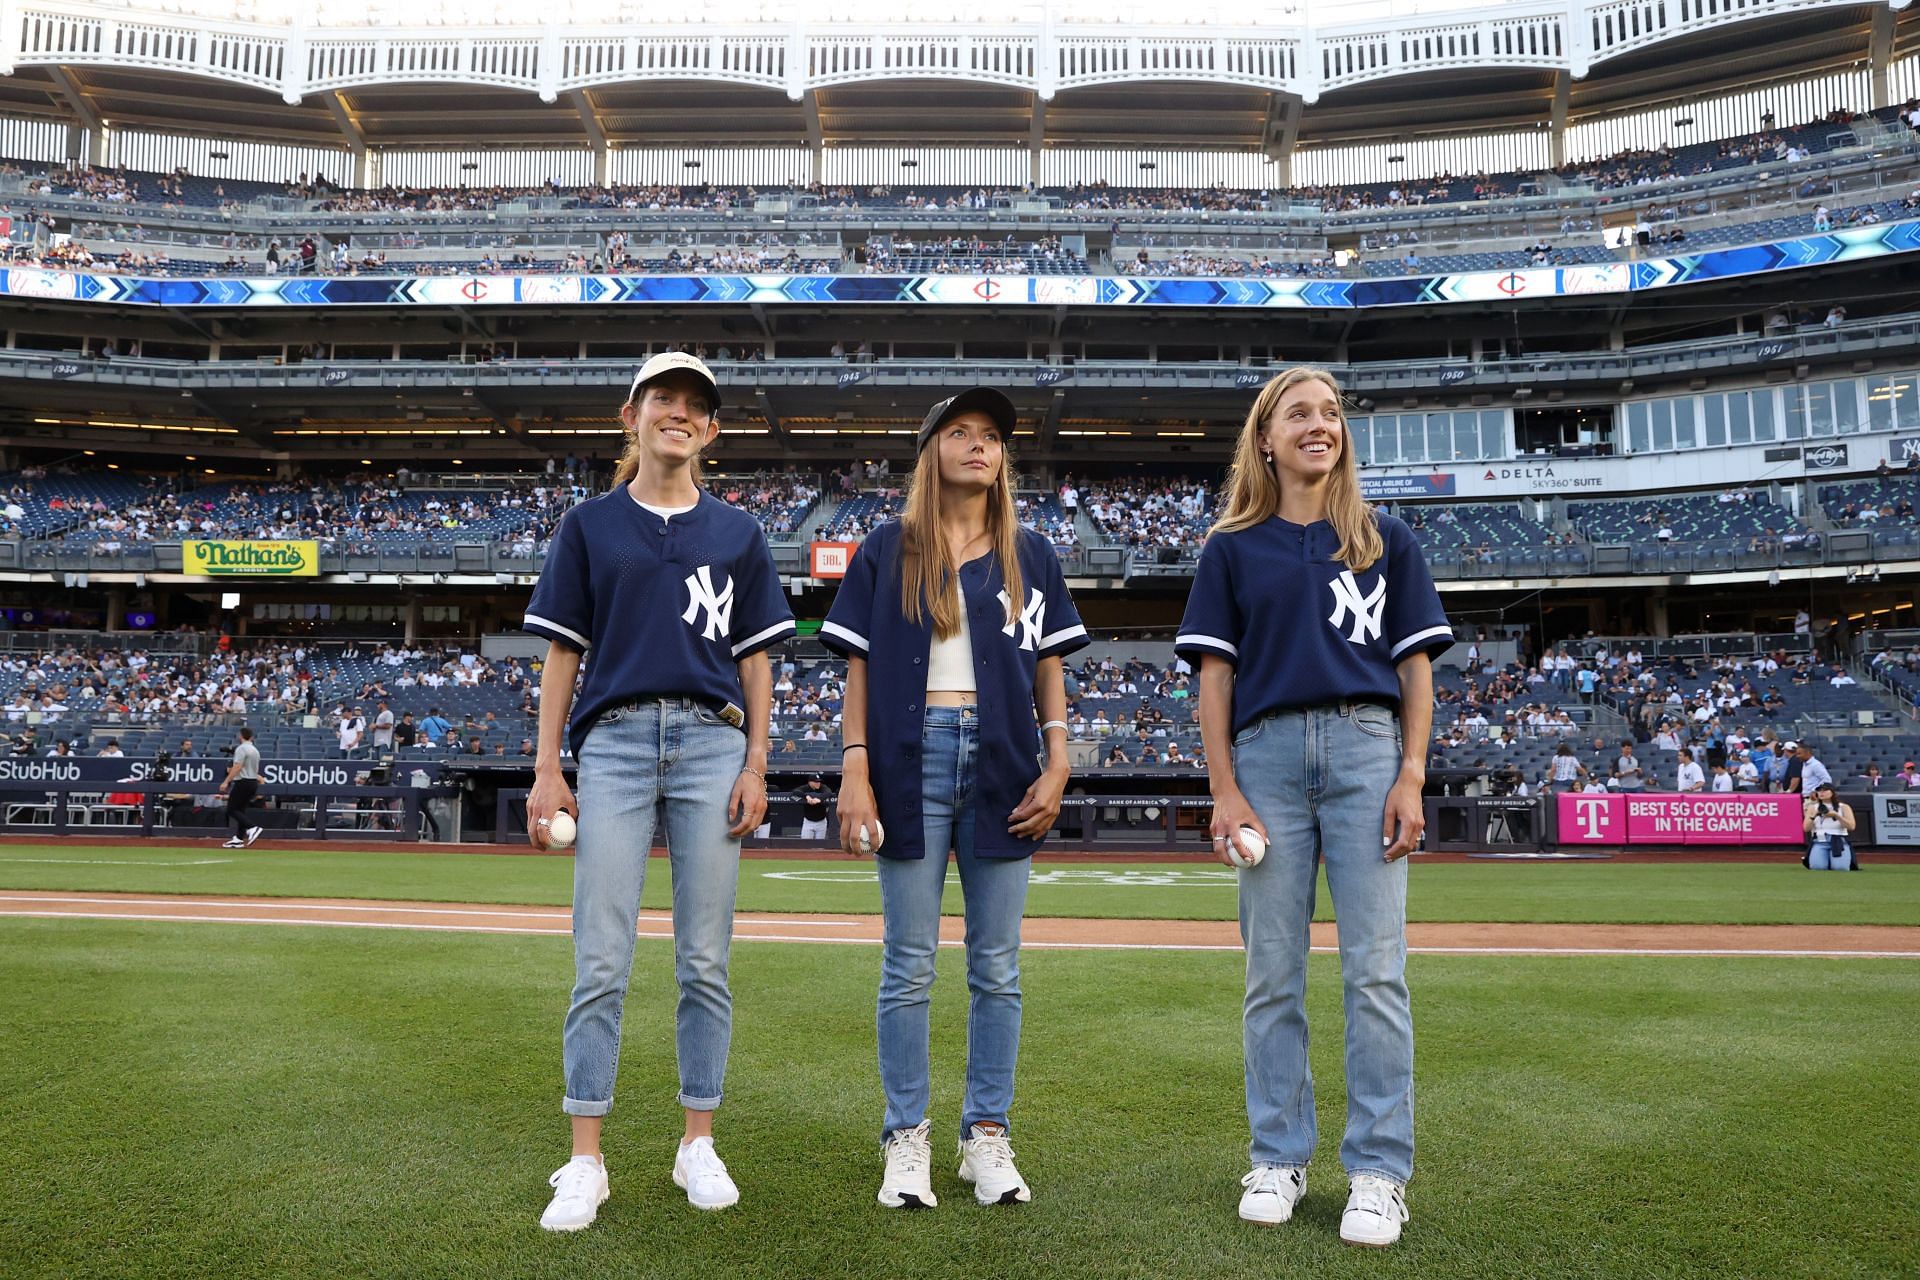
xmin=1210 ymin=365 xmax=1382 ymax=572
xmin=610 ymin=392 xmax=711 ymax=489
xmin=896 ymin=436 xmax=1025 ymax=639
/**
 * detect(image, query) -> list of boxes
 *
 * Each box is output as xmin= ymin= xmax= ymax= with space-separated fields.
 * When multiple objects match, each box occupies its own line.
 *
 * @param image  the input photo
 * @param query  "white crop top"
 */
xmin=925 ymin=580 xmax=976 ymax=691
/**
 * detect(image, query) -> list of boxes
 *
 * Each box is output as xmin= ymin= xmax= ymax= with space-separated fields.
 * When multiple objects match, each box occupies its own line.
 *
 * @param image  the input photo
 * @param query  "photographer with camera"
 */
xmin=1801 ymin=781 xmax=1858 ymax=871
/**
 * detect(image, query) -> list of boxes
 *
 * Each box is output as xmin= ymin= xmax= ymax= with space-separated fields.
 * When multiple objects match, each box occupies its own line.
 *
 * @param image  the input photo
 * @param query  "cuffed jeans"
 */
xmin=1232 ymin=702 xmax=1414 ymax=1186
xmin=875 ymin=705 xmax=1032 ymax=1138
xmin=562 ymin=698 xmax=744 ymax=1117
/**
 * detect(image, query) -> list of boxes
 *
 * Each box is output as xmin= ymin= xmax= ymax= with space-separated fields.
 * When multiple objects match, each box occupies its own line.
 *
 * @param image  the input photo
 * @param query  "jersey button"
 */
xmin=913 ymin=657 xmax=921 ymax=665
xmin=907 ymin=703 xmax=918 ymax=712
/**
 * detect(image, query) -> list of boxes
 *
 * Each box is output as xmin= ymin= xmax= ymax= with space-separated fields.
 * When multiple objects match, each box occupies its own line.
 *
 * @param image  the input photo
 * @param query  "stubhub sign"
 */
xmin=1555 ymin=793 xmax=1803 ymax=845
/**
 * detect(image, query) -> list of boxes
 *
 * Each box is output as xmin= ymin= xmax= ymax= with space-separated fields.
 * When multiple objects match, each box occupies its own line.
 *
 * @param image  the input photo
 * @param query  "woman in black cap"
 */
xmin=821 ymin=387 xmax=1088 ymax=1210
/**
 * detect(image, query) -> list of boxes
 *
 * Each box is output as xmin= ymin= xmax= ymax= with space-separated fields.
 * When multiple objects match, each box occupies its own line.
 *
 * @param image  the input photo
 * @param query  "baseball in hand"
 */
xmin=1226 ymin=826 xmax=1266 ymax=868
xmin=547 ymin=811 xmax=576 ymax=850
xmin=858 ymin=820 xmax=885 ymax=855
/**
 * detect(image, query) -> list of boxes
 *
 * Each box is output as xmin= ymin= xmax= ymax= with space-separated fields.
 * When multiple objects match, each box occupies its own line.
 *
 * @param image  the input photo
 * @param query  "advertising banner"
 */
xmin=1360 ymin=473 xmax=1457 ymax=501
xmin=182 ymin=540 xmax=320 ymax=577
xmin=809 ymin=542 xmax=858 ymax=579
xmin=1871 ymin=793 xmax=1920 ymax=846
xmin=1556 ymin=792 xmax=1802 ymax=845
xmin=0 ymin=756 xmax=440 ymax=788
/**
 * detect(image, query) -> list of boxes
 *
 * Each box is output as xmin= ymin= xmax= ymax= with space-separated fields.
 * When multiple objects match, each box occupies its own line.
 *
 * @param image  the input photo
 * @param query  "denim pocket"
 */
xmin=1232 ymin=718 xmax=1266 ymax=748
xmin=692 ymin=705 xmax=736 ymax=729
xmin=1353 ymin=705 xmax=1401 ymax=740
xmin=596 ymin=706 xmax=626 ymax=728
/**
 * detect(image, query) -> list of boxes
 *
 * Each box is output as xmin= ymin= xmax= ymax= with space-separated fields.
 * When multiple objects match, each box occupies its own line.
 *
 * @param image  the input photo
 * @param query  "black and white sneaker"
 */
xmin=221 ymin=838 xmax=244 ymax=849
xmin=243 ymin=827 xmax=263 ymax=847
xmin=1238 ymin=1165 xmax=1306 ymax=1225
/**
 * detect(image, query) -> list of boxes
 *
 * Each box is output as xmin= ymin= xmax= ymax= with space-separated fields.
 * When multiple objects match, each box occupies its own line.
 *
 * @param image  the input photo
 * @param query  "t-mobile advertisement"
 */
xmin=1556 ymin=793 xmax=1803 ymax=845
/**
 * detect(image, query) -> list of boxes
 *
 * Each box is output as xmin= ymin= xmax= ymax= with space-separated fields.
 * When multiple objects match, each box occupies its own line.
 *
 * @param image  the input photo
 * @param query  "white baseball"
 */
xmin=858 ymin=819 xmax=885 ymax=855
xmin=1226 ymin=825 xmax=1266 ymax=868
xmin=547 ymin=811 xmax=576 ymax=850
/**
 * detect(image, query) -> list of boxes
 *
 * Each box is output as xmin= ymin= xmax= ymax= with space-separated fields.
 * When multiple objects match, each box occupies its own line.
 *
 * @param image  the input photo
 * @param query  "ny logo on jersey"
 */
xmin=682 ymin=565 xmax=734 ymax=642
xmin=997 ymin=587 xmax=1046 ymax=651
xmin=1327 ymin=570 xmax=1387 ymax=646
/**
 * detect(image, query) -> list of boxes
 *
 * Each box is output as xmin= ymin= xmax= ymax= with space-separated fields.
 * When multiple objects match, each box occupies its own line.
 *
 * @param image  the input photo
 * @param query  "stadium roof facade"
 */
xmin=0 ymin=0 xmax=1914 ymax=172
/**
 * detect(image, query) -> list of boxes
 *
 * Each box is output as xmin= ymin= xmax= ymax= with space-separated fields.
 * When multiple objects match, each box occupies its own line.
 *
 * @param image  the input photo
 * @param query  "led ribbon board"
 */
xmin=4 ymin=222 xmax=1914 ymax=310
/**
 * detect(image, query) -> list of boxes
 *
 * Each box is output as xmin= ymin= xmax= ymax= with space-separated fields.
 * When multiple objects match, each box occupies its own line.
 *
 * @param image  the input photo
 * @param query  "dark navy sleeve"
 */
xmin=728 ymin=524 xmax=797 ymax=660
xmin=523 ymin=507 xmax=592 ymax=652
xmin=1175 ymin=533 xmax=1242 ymax=668
xmin=1381 ymin=517 xmax=1453 ymax=664
xmin=1033 ymin=535 xmax=1089 ymax=661
xmin=819 ymin=530 xmax=881 ymax=658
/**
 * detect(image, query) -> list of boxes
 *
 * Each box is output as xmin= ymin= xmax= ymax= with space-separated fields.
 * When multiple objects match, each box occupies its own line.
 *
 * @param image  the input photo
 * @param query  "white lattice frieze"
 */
xmin=0 ymin=0 xmax=1898 ymax=107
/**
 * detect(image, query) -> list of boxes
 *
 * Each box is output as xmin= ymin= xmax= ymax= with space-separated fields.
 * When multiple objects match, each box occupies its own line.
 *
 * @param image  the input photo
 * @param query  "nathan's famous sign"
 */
xmin=182 ymin=540 xmax=320 ymax=577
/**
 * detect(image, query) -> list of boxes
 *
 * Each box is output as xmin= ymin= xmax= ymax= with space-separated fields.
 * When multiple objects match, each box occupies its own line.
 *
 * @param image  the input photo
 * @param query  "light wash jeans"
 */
xmin=875 ymin=705 xmax=1033 ymax=1139
xmin=562 ymin=697 xmax=744 ymax=1117
xmin=1807 ymin=835 xmax=1853 ymax=870
xmin=1232 ymin=701 xmax=1414 ymax=1186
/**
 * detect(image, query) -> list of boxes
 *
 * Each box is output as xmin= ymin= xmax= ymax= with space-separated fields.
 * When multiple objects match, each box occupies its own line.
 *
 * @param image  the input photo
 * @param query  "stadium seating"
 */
xmin=1568 ymin=491 xmax=1808 ymax=545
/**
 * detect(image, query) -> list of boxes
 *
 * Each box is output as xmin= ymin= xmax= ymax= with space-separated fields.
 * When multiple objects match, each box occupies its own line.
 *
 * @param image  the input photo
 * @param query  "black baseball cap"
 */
xmin=916 ymin=387 xmax=1017 ymax=452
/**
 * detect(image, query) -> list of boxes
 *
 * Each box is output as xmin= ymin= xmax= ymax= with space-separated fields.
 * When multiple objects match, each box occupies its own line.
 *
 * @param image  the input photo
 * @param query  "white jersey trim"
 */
xmin=524 ymin=613 xmax=591 ymax=651
xmin=819 ymin=620 xmax=870 ymax=653
xmin=1389 ymin=625 xmax=1454 ymax=660
xmin=732 ymin=619 xmax=797 ymax=658
xmin=1176 ymin=632 xmax=1239 ymax=658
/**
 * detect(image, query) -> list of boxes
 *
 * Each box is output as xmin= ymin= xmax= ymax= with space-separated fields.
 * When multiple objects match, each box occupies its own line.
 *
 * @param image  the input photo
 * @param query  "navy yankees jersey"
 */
xmin=820 ymin=521 xmax=1089 ymax=861
xmin=523 ymin=488 xmax=796 ymax=756
xmin=1175 ymin=512 xmax=1451 ymax=737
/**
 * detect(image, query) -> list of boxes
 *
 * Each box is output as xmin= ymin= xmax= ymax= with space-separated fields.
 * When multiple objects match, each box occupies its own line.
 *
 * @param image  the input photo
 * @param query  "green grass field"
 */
xmin=1 ymin=843 xmax=1917 ymax=925
xmin=1 ymin=919 xmax=1913 ymax=1280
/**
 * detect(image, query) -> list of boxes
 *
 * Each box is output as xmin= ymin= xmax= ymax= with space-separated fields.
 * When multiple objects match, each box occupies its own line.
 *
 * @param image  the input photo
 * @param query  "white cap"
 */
xmin=628 ymin=351 xmax=721 ymax=410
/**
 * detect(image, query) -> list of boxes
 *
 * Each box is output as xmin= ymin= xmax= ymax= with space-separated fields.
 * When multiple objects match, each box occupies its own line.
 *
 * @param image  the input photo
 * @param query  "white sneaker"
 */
xmin=243 ymin=826 xmax=263 ymax=846
xmin=221 ymin=838 xmax=244 ymax=848
xmin=1340 ymin=1174 xmax=1408 ymax=1248
xmin=878 ymin=1121 xmax=937 ymax=1209
xmin=539 ymin=1155 xmax=608 ymax=1232
xmin=956 ymin=1123 xmax=1030 ymax=1206
xmin=672 ymin=1136 xmax=739 ymax=1210
xmin=1238 ymin=1165 xmax=1306 ymax=1225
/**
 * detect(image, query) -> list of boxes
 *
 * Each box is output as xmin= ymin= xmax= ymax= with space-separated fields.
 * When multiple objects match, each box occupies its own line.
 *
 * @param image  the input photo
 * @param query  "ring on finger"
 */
xmin=536 ymin=817 xmax=552 ymax=827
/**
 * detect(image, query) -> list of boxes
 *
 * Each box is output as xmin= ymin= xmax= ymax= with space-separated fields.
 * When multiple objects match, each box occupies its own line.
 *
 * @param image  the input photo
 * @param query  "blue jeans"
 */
xmin=875 ymin=705 xmax=1032 ymax=1138
xmin=562 ymin=697 xmax=745 ymax=1117
xmin=1807 ymin=835 xmax=1852 ymax=870
xmin=1232 ymin=702 xmax=1414 ymax=1186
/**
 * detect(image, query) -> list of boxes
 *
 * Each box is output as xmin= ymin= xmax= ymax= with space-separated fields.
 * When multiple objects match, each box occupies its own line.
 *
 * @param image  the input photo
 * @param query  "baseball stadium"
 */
xmin=0 ymin=0 xmax=1916 ymax=1274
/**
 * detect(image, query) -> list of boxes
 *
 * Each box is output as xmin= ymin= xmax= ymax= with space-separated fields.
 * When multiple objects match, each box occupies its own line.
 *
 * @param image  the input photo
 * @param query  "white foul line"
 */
xmin=0 ymin=894 xmax=863 ymax=929
xmin=0 ymin=858 xmax=237 ymax=866
xmin=0 ymin=899 xmax=1914 ymax=958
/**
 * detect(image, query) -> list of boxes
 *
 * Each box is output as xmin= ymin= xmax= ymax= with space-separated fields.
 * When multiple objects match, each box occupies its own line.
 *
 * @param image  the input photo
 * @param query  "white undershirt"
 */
xmin=926 ymin=580 xmax=976 ymax=692
xmin=637 ymin=500 xmax=698 ymax=523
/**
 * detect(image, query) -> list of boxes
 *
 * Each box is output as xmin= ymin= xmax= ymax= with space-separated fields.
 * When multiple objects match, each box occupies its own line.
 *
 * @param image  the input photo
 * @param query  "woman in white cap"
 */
xmin=822 ymin=387 xmax=1088 ymax=1210
xmin=523 ymin=352 xmax=796 ymax=1229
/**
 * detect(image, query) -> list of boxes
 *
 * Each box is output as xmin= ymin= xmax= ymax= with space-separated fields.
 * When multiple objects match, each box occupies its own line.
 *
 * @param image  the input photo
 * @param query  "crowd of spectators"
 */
xmin=715 ymin=472 xmax=820 ymax=538
xmin=38 ymin=476 xmax=573 ymax=558
xmin=1080 ymin=478 xmax=1211 ymax=553
xmin=1121 ymin=248 xmax=1342 ymax=279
